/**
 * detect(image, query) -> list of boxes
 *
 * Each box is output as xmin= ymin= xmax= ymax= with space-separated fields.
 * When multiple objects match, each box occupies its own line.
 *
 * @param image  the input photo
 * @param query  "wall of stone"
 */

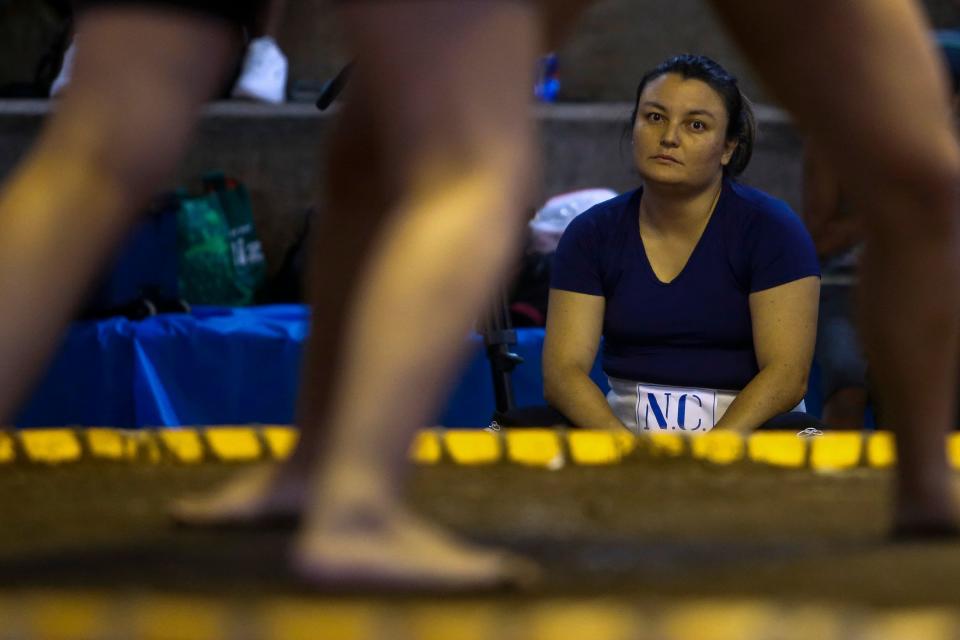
xmin=3 ymin=0 xmax=960 ymax=101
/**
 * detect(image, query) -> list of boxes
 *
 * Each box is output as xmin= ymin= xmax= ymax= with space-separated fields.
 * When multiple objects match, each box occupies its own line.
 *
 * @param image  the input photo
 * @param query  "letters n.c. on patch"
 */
xmin=635 ymin=382 xmax=717 ymax=432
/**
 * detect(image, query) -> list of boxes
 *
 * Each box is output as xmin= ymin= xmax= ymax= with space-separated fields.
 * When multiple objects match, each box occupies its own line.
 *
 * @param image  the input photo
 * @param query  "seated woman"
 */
xmin=543 ymin=54 xmax=820 ymax=434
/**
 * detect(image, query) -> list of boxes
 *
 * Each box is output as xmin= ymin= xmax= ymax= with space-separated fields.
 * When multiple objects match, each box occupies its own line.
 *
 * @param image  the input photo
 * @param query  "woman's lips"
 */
xmin=651 ymin=154 xmax=681 ymax=164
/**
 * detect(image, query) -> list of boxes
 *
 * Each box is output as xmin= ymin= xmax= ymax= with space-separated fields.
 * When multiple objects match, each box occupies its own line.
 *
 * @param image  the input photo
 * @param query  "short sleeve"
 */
xmin=550 ymin=212 xmax=605 ymax=296
xmin=747 ymin=202 xmax=821 ymax=293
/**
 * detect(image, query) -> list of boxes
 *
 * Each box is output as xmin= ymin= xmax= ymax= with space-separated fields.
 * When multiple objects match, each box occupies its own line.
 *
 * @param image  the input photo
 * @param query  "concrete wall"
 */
xmin=4 ymin=0 xmax=960 ymax=100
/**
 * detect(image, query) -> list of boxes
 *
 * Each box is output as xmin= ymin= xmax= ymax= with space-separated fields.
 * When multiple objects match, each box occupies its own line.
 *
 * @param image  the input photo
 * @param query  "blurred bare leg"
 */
xmin=171 ymin=97 xmax=395 ymax=527
xmin=0 ymin=7 xmax=235 ymax=419
xmin=541 ymin=0 xmax=593 ymax=47
xmin=712 ymin=0 xmax=960 ymax=534
xmin=170 ymin=1 xmax=597 ymax=531
xmin=291 ymin=1 xmax=542 ymax=589
xmin=254 ymin=0 xmax=287 ymax=38
xmin=823 ymin=387 xmax=868 ymax=430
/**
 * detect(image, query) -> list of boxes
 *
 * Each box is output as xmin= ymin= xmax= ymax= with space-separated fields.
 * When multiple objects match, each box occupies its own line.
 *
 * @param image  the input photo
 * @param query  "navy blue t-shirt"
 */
xmin=551 ymin=179 xmax=820 ymax=390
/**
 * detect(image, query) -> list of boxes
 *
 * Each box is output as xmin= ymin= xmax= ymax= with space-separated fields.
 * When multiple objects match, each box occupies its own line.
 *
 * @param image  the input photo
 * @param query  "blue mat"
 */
xmin=15 ymin=305 xmax=607 ymax=428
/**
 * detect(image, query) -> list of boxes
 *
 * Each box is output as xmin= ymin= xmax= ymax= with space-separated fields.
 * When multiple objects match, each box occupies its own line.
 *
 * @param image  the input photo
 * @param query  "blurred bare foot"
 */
xmin=170 ymin=464 xmax=305 ymax=529
xmin=890 ymin=475 xmax=960 ymax=540
xmin=293 ymin=503 xmax=539 ymax=592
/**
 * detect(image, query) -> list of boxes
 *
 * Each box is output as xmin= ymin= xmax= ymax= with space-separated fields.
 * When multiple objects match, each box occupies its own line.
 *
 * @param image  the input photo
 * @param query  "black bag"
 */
xmin=81 ymin=192 xmax=184 ymax=319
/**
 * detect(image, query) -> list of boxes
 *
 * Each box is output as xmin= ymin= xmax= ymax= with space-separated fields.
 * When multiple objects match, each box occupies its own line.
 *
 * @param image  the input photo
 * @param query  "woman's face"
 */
xmin=632 ymin=73 xmax=738 ymax=190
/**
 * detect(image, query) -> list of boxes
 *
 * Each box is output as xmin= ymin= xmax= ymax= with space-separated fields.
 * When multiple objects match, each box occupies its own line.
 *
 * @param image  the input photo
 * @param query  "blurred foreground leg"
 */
xmin=293 ymin=1 xmax=542 ymax=589
xmin=0 ymin=7 xmax=235 ymax=419
xmin=713 ymin=0 xmax=960 ymax=535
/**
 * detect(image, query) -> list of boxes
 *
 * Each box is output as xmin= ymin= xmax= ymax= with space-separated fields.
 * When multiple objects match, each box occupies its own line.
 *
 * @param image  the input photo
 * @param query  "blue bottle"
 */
xmin=534 ymin=53 xmax=560 ymax=102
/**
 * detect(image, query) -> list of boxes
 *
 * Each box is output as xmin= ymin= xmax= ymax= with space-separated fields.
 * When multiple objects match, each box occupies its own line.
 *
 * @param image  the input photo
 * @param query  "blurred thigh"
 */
xmin=334 ymin=1 xmax=542 ymax=186
xmin=710 ymin=0 xmax=959 ymax=190
xmin=58 ymin=5 xmax=239 ymax=192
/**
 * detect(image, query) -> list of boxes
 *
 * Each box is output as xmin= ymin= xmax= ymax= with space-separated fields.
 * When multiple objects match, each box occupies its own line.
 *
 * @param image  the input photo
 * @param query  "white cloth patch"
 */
xmin=634 ymin=382 xmax=718 ymax=433
xmin=607 ymin=378 xmax=734 ymax=434
xmin=606 ymin=376 xmax=804 ymax=435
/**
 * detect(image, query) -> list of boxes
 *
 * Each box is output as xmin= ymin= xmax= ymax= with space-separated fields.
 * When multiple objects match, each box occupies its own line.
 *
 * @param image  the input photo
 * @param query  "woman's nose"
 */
xmin=660 ymin=125 xmax=680 ymax=147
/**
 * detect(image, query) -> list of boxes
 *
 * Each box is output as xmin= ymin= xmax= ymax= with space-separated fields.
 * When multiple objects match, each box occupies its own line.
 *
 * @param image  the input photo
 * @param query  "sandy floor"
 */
xmin=3 ymin=454 xmax=960 ymax=611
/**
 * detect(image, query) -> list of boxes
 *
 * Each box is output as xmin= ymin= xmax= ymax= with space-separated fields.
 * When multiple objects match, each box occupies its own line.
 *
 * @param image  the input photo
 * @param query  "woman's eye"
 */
xmin=646 ymin=112 xmax=663 ymax=122
xmin=690 ymin=120 xmax=706 ymax=131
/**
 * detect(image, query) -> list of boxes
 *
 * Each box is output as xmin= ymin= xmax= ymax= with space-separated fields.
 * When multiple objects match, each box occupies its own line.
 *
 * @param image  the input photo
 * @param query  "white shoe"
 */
xmin=49 ymin=40 xmax=76 ymax=97
xmin=231 ymin=36 xmax=288 ymax=104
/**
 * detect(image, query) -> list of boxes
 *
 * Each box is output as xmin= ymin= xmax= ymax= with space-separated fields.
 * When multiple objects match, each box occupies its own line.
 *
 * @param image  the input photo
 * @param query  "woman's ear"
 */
xmin=720 ymin=138 xmax=738 ymax=166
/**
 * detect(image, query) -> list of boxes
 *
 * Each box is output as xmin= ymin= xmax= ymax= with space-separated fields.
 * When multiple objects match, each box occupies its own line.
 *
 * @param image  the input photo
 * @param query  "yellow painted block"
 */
xmin=859 ymin=609 xmax=958 ymax=640
xmin=0 ymin=594 xmax=24 ymax=636
xmin=526 ymin=601 xmax=638 ymax=640
xmin=612 ymin=431 xmax=638 ymax=456
xmin=811 ymin=432 xmax=863 ymax=471
xmin=443 ymin=430 xmax=502 ymax=465
xmin=0 ymin=430 xmax=17 ymax=463
xmin=19 ymin=429 xmax=82 ymax=464
xmin=947 ymin=434 xmax=960 ymax=470
xmin=690 ymin=431 xmax=746 ymax=465
xmin=204 ymin=427 xmax=264 ymax=462
xmin=407 ymin=604 xmax=501 ymax=640
xmin=768 ymin=605 xmax=844 ymax=640
xmin=129 ymin=431 xmax=163 ymax=464
xmin=661 ymin=600 xmax=779 ymax=640
xmin=158 ymin=429 xmax=206 ymax=464
xmin=506 ymin=429 xmax=563 ymax=467
xmin=85 ymin=428 xmax=129 ymax=461
xmin=410 ymin=430 xmax=442 ymax=464
xmin=131 ymin=595 xmax=228 ymax=640
xmin=748 ymin=432 xmax=806 ymax=468
xmin=646 ymin=433 xmax=687 ymax=457
xmin=262 ymin=426 xmax=298 ymax=459
xmin=25 ymin=591 xmax=112 ymax=640
xmin=867 ymin=431 xmax=897 ymax=468
xmin=567 ymin=431 xmax=620 ymax=465
xmin=260 ymin=600 xmax=378 ymax=640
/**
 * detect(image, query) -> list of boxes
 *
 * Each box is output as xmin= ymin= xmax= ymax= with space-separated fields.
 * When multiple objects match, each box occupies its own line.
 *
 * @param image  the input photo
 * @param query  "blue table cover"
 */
xmin=14 ymin=305 xmax=606 ymax=428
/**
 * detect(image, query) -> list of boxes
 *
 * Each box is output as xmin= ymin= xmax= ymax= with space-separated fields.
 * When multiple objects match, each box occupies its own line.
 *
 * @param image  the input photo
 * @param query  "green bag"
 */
xmin=176 ymin=172 xmax=266 ymax=306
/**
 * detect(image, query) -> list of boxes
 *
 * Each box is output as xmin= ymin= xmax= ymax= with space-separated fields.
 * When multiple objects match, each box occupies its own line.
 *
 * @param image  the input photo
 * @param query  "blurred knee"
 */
xmin=43 ymin=93 xmax=197 ymax=208
xmin=857 ymin=141 xmax=960 ymax=244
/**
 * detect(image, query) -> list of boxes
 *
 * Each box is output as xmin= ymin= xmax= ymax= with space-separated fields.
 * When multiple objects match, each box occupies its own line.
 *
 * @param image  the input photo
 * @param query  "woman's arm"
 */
xmin=542 ymin=288 xmax=625 ymax=430
xmin=713 ymin=276 xmax=820 ymax=433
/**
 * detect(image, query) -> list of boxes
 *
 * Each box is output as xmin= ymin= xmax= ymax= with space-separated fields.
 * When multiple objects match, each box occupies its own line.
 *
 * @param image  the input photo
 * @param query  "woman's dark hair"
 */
xmin=629 ymin=54 xmax=756 ymax=177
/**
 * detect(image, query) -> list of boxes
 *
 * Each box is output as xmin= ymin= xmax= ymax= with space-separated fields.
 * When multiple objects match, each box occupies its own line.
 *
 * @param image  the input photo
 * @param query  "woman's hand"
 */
xmin=543 ymin=288 xmax=626 ymax=430
xmin=714 ymin=276 xmax=820 ymax=433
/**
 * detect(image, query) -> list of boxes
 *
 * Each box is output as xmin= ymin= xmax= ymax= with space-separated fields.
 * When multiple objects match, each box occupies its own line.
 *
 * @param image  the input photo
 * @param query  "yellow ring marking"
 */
xmin=260 ymin=600 xmax=380 ymax=640
xmin=690 ymin=431 xmax=745 ymax=465
xmin=131 ymin=595 xmax=229 ymax=640
xmin=526 ymin=601 xmax=639 ymax=640
xmin=158 ymin=429 xmax=206 ymax=464
xmin=262 ymin=426 xmax=298 ymax=459
xmin=20 ymin=429 xmax=82 ymax=464
xmin=747 ymin=432 xmax=807 ymax=468
xmin=810 ymin=432 xmax=864 ymax=472
xmin=443 ymin=430 xmax=502 ymax=465
xmin=660 ymin=600 xmax=780 ymax=640
xmin=204 ymin=427 xmax=264 ymax=462
xmin=866 ymin=431 xmax=897 ymax=468
xmin=567 ymin=431 xmax=620 ymax=465
xmin=409 ymin=430 xmax=442 ymax=464
xmin=505 ymin=428 xmax=563 ymax=467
